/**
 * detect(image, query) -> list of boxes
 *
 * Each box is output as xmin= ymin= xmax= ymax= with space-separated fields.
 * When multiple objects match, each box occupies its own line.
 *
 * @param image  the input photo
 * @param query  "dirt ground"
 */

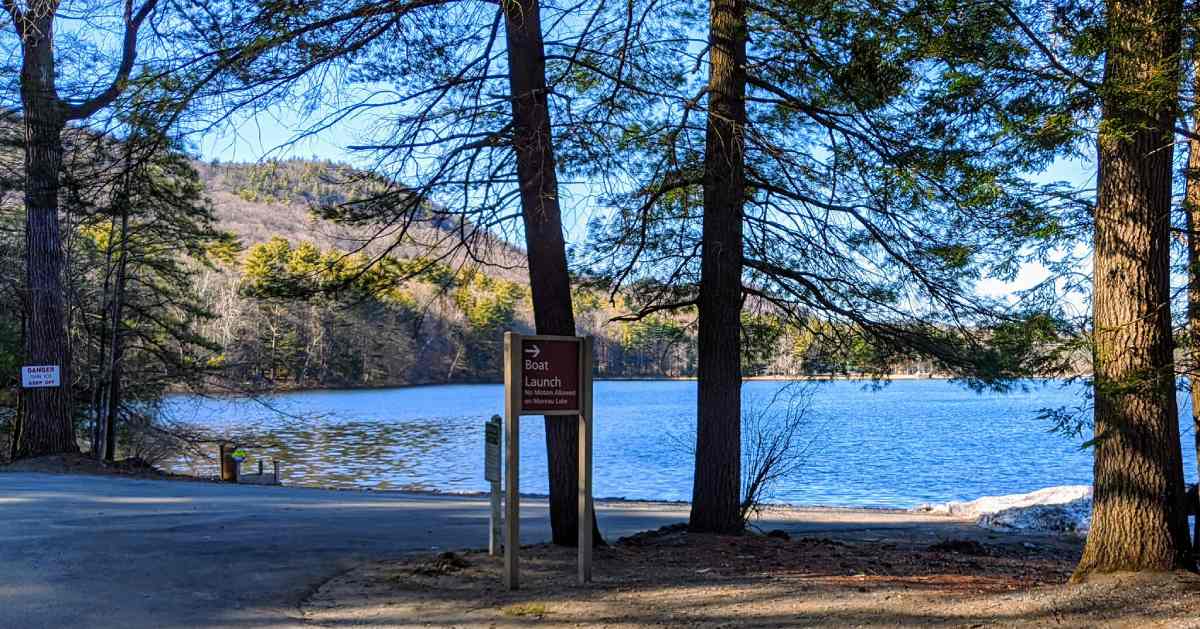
xmin=302 ymin=524 xmax=1200 ymax=628
xmin=1 ymin=452 xmax=198 ymax=480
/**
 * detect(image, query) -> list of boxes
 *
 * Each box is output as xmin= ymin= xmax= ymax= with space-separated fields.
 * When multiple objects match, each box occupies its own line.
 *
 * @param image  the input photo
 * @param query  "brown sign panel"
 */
xmin=520 ymin=338 xmax=580 ymax=412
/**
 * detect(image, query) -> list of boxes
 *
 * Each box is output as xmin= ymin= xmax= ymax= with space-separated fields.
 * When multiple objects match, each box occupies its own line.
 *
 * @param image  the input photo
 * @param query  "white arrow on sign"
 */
xmin=524 ymin=344 xmax=541 ymax=358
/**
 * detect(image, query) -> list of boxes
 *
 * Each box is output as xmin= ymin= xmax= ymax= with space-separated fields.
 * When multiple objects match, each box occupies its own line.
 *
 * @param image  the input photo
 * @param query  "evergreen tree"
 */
xmin=577 ymin=0 xmax=1081 ymax=532
xmin=67 ymin=120 xmax=236 ymax=460
xmin=192 ymin=0 xmax=620 ymax=545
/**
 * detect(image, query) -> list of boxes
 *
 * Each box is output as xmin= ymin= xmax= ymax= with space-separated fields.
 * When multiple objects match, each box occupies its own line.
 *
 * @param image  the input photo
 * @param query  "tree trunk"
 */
xmin=689 ymin=0 xmax=746 ymax=535
xmin=15 ymin=10 xmax=77 ymax=458
xmin=502 ymin=0 xmax=601 ymax=546
xmin=91 ymin=213 xmax=118 ymax=459
xmin=1186 ymin=85 xmax=1200 ymax=559
xmin=1075 ymin=0 xmax=1194 ymax=578
xmin=103 ymin=202 xmax=131 ymax=463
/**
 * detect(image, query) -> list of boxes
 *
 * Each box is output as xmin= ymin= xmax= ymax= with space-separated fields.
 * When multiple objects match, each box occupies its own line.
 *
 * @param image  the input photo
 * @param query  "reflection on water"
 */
xmin=166 ymin=412 xmax=480 ymax=492
xmin=256 ymin=420 xmax=459 ymax=490
xmin=162 ymin=380 xmax=1199 ymax=508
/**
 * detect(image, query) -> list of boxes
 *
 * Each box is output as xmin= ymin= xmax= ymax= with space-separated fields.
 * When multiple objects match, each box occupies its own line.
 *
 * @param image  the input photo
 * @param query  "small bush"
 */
xmin=739 ymin=383 xmax=821 ymax=526
xmin=665 ymin=382 xmax=823 ymax=530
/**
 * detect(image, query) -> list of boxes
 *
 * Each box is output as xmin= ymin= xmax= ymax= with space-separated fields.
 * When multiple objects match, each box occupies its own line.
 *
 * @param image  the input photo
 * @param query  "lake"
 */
xmin=163 ymin=379 xmax=1199 ymax=509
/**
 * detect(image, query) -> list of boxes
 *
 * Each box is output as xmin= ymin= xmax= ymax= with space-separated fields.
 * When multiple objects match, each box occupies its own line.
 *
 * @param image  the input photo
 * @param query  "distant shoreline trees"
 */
xmin=187 ymin=193 xmax=969 ymax=394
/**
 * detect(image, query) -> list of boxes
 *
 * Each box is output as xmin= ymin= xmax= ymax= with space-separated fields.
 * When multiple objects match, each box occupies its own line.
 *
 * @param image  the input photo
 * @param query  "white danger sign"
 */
xmin=21 ymin=365 xmax=61 ymax=388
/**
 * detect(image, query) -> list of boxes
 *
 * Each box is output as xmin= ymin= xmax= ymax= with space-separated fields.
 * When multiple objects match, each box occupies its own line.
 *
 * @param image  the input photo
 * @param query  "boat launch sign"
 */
xmin=519 ymin=338 xmax=580 ymax=413
xmin=502 ymin=332 xmax=595 ymax=590
xmin=21 ymin=365 xmax=61 ymax=388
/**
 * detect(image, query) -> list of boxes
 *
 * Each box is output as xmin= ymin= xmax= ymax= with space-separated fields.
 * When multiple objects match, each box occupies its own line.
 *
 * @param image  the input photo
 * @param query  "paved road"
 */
xmin=0 ymin=472 xmax=985 ymax=628
xmin=0 ymin=472 xmax=693 ymax=628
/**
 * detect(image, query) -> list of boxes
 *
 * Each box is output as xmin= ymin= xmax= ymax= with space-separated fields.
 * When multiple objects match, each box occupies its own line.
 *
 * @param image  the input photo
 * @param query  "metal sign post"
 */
xmin=502 ymin=332 xmax=594 ymax=590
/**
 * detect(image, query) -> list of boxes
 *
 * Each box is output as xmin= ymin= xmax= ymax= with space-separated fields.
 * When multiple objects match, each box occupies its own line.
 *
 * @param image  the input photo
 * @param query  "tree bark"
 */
xmin=15 ymin=7 xmax=77 ymax=458
xmin=689 ymin=0 xmax=747 ymax=535
xmin=502 ymin=0 xmax=602 ymax=546
xmin=8 ymin=0 xmax=155 ymax=459
xmin=1075 ymin=0 xmax=1195 ymax=578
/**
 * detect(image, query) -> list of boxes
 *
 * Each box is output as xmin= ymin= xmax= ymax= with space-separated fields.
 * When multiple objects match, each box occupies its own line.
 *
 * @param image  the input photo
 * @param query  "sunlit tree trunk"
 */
xmin=91 ymin=213 xmax=116 ymax=459
xmin=16 ymin=7 xmax=76 ymax=457
xmin=8 ymin=0 xmax=158 ymax=458
xmin=689 ymin=0 xmax=746 ymax=535
xmin=1075 ymin=0 xmax=1195 ymax=578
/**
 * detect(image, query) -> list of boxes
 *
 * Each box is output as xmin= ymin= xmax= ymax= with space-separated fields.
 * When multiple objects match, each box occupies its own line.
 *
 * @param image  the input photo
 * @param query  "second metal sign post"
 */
xmin=503 ymin=332 xmax=594 ymax=590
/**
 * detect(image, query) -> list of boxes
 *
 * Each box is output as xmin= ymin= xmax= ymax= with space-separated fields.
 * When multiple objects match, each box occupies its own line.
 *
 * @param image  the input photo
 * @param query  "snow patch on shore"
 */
xmin=916 ymin=485 xmax=1092 ymax=535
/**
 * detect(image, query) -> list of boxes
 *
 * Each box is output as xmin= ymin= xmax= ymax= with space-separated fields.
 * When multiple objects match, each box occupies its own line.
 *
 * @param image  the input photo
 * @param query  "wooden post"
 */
xmin=503 ymin=332 xmax=521 ymax=590
xmin=273 ymin=460 xmax=279 ymax=484
xmin=219 ymin=443 xmax=236 ymax=482
xmin=578 ymin=336 xmax=594 ymax=584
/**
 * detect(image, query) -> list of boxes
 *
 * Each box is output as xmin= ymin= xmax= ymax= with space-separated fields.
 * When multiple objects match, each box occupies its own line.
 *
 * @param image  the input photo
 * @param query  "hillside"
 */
xmin=194 ymin=159 xmax=712 ymax=389
xmin=194 ymin=159 xmax=934 ymax=390
xmin=196 ymin=159 xmax=530 ymax=283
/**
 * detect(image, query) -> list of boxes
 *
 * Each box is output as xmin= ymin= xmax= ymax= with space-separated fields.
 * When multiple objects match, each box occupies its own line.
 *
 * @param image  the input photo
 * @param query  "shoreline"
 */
xmin=173 ymin=373 xmax=1076 ymax=398
xmin=7 ymin=455 xmax=1096 ymax=538
xmin=359 ymin=486 xmax=933 ymax=514
xmin=0 ymin=454 xmax=957 ymax=515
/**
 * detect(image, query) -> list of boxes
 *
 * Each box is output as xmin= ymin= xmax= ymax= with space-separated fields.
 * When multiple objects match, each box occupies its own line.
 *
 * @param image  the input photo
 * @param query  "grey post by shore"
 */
xmin=502 ymin=331 xmax=594 ymax=590
xmin=485 ymin=415 xmax=502 ymax=556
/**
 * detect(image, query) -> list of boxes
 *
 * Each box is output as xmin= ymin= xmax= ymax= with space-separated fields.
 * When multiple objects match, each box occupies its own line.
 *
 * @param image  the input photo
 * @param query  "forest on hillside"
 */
xmin=189 ymin=159 xmax=946 ymax=390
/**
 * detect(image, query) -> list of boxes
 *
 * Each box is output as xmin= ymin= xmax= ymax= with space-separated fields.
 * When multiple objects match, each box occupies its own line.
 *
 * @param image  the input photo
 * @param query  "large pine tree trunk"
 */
xmin=689 ymin=0 xmax=746 ymax=535
xmin=1185 ymin=96 xmax=1200 ymax=558
xmin=502 ymin=0 xmax=601 ymax=546
xmin=15 ymin=11 xmax=76 ymax=457
xmin=1075 ymin=0 xmax=1194 ymax=578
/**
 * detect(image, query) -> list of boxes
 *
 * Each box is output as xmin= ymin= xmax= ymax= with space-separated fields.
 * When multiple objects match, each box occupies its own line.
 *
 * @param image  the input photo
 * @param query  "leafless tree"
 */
xmin=739 ymin=383 xmax=820 ymax=526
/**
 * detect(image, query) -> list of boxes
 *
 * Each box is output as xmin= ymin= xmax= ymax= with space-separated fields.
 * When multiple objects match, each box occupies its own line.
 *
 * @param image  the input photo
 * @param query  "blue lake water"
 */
xmin=163 ymin=379 xmax=1199 ymax=509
